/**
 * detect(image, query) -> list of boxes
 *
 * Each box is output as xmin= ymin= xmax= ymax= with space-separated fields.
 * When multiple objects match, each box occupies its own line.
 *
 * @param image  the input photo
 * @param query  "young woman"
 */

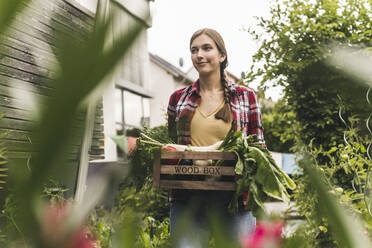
xmin=167 ymin=28 xmax=265 ymax=244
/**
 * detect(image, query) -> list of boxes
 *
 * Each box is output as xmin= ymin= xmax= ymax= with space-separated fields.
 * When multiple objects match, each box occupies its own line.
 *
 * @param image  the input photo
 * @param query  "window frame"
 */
xmin=115 ymin=87 xmax=151 ymax=136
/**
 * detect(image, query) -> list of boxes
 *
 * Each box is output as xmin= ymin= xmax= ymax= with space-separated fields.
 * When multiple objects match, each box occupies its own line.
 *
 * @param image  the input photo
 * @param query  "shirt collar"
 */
xmin=190 ymin=78 xmax=237 ymax=95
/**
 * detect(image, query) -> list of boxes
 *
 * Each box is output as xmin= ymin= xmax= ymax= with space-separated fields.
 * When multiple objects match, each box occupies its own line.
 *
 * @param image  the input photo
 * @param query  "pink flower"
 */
xmin=66 ymin=227 xmax=97 ymax=248
xmin=41 ymin=201 xmax=97 ymax=248
xmin=240 ymin=220 xmax=284 ymax=248
xmin=41 ymin=200 xmax=71 ymax=243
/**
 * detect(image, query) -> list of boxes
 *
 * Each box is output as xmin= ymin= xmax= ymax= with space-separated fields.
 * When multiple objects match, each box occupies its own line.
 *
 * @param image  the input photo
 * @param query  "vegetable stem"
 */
xmin=140 ymin=140 xmax=164 ymax=146
xmin=140 ymin=133 xmax=163 ymax=144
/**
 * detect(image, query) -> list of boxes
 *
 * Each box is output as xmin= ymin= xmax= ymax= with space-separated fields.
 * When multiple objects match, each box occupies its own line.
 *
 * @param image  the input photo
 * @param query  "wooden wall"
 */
xmin=0 ymin=0 xmax=104 ymax=192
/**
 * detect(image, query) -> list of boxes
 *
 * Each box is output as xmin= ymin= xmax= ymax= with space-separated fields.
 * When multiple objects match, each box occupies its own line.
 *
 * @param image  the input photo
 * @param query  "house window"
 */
xmin=115 ymin=87 xmax=150 ymax=136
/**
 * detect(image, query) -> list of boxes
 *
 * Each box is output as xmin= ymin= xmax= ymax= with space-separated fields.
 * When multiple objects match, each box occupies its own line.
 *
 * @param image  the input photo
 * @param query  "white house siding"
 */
xmin=101 ymin=0 xmax=151 ymax=161
xmin=149 ymin=61 xmax=180 ymax=127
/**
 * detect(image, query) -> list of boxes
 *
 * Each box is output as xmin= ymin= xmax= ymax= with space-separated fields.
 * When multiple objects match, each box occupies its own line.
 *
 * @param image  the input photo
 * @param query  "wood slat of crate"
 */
xmin=160 ymin=165 xmax=235 ymax=176
xmin=159 ymin=180 xmax=236 ymax=191
xmin=153 ymin=149 xmax=237 ymax=191
xmin=161 ymin=150 xmax=236 ymax=160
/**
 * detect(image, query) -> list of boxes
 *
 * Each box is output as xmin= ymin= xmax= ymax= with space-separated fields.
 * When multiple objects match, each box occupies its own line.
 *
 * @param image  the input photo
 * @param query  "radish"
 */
xmin=139 ymin=131 xmax=223 ymax=166
xmin=161 ymin=146 xmax=179 ymax=164
xmin=140 ymin=131 xmax=223 ymax=152
xmin=161 ymin=141 xmax=222 ymax=166
xmin=161 ymin=140 xmax=223 ymax=152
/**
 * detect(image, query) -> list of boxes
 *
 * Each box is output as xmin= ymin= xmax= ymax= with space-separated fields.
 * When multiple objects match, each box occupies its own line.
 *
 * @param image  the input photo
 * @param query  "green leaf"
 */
xmin=250 ymin=147 xmax=288 ymax=200
xmin=250 ymin=181 xmax=265 ymax=210
xmin=234 ymin=151 xmax=244 ymax=175
xmin=109 ymin=135 xmax=128 ymax=153
xmin=328 ymin=147 xmax=338 ymax=154
xmin=228 ymin=178 xmax=244 ymax=213
xmin=303 ymin=157 xmax=372 ymax=248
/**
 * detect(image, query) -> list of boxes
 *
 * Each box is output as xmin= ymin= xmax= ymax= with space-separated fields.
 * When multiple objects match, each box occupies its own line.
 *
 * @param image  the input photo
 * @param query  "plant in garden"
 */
xmin=293 ymin=118 xmax=372 ymax=246
xmin=245 ymin=0 xmax=372 ymax=151
xmin=138 ymin=216 xmax=170 ymax=248
xmin=87 ymin=204 xmax=171 ymax=248
xmin=300 ymin=156 xmax=372 ymax=248
xmin=1 ymin=181 xmax=94 ymax=247
xmin=111 ymin=126 xmax=171 ymax=221
xmin=0 ymin=192 xmax=26 ymax=246
xmin=87 ymin=206 xmax=114 ymax=248
xmin=217 ymin=126 xmax=296 ymax=214
xmin=245 ymin=0 xmax=372 ymax=245
xmin=39 ymin=181 xmax=98 ymax=248
xmin=115 ymin=179 xmax=169 ymax=222
xmin=88 ymin=207 xmax=146 ymax=248
xmin=42 ymin=179 xmax=70 ymax=203
xmin=127 ymin=126 xmax=173 ymax=189
xmin=102 ymin=127 xmax=172 ymax=246
xmin=261 ymin=99 xmax=296 ymax=153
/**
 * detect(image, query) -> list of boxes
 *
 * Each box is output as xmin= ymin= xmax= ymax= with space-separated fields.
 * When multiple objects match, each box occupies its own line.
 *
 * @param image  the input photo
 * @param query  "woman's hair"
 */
xmin=190 ymin=28 xmax=231 ymax=123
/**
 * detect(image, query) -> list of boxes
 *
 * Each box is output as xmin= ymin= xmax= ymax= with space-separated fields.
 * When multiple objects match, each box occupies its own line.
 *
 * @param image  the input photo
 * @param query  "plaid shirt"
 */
xmin=167 ymin=79 xmax=265 ymax=145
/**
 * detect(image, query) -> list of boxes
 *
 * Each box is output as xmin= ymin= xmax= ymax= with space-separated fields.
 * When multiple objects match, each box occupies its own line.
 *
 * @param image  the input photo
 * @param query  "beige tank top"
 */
xmin=190 ymin=100 xmax=232 ymax=146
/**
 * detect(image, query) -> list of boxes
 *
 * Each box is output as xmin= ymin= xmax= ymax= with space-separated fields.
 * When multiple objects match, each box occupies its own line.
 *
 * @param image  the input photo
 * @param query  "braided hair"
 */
xmin=190 ymin=28 xmax=231 ymax=123
xmin=214 ymin=65 xmax=231 ymax=123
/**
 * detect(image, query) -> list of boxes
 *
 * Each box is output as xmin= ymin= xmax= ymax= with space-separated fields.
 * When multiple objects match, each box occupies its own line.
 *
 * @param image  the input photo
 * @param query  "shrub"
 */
xmin=293 ymin=117 xmax=372 ymax=246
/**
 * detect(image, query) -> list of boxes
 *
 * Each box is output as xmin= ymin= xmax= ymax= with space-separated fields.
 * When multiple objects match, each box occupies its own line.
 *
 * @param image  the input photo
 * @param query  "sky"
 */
xmin=147 ymin=0 xmax=284 ymax=100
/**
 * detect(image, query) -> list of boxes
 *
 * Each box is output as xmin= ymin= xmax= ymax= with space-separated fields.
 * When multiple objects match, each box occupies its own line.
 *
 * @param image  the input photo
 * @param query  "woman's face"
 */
xmin=190 ymin=34 xmax=225 ymax=77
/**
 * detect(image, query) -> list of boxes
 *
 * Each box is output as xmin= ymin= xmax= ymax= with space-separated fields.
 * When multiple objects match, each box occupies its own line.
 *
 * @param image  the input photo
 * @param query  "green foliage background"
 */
xmin=261 ymin=99 xmax=296 ymax=153
xmin=293 ymin=119 xmax=372 ymax=247
xmin=86 ymin=126 xmax=172 ymax=247
xmin=246 ymin=0 xmax=372 ymax=246
xmin=246 ymin=0 xmax=372 ymax=151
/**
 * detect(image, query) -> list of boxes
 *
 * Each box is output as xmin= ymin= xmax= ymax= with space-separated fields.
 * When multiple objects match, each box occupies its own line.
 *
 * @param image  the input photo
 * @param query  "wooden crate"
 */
xmin=153 ymin=149 xmax=237 ymax=191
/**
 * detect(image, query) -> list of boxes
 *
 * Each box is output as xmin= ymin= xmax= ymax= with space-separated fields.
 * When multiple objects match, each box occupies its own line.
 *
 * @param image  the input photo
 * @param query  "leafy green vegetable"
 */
xmin=218 ymin=125 xmax=296 ymax=214
xmin=128 ymin=126 xmax=173 ymax=189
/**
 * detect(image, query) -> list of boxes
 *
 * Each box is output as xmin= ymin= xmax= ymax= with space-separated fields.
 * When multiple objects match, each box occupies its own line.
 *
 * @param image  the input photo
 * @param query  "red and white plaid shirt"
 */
xmin=167 ymin=79 xmax=265 ymax=145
